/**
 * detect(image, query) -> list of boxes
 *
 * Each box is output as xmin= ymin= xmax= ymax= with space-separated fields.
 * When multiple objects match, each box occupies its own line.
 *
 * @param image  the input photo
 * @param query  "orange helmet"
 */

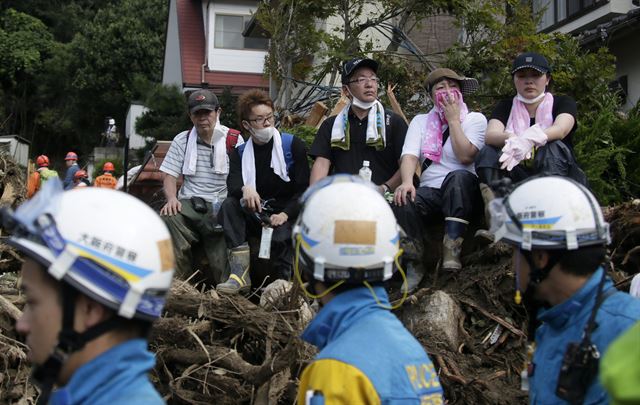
xmin=65 ymin=152 xmax=78 ymax=161
xmin=74 ymin=170 xmax=88 ymax=180
xmin=36 ymin=155 xmax=50 ymax=167
xmin=103 ymin=162 xmax=115 ymax=172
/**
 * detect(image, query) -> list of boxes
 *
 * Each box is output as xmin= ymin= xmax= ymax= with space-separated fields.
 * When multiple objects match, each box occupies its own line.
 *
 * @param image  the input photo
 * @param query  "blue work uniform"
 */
xmin=529 ymin=268 xmax=640 ymax=404
xmin=298 ymin=285 xmax=444 ymax=404
xmin=49 ymin=339 xmax=164 ymax=405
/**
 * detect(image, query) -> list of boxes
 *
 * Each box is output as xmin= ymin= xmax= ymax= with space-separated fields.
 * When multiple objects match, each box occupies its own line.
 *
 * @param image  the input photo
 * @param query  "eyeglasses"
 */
xmin=247 ymin=114 xmax=275 ymax=126
xmin=348 ymin=77 xmax=380 ymax=85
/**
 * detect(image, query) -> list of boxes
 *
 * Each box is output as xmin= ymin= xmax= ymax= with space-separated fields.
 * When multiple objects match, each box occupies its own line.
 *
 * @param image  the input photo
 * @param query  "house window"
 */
xmin=533 ymin=0 xmax=606 ymax=30
xmin=214 ymin=14 xmax=268 ymax=50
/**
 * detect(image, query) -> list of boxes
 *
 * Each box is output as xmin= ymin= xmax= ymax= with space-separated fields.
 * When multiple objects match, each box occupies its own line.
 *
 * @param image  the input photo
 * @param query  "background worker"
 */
xmin=394 ymin=68 xmax=486 ymax=279
xmin=73 ymin=169 xmax=91 ymax=187
xmin=62 ymin=151 xmax=80 ymax=190
xmin=491 ymin=176 xmax=640 ymax=404
xmin=293 ymin=175 xmax=444 ymax=404
xmin=94 ymin=162 xmax=118 ymax=189
xmin=216 ymin=89 xmax=309 ymax=295
xmin=5 ymin=178 xmax=174 ymax=404
xmin=26 ymin=155 xmax=59 ymax=198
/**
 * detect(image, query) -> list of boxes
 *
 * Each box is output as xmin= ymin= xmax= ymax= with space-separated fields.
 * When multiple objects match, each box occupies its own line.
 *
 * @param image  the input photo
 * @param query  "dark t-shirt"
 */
xmin=490 ymin=94 xmax=577 ymax=147
xmin=227 ymin=135 xmax=310 ymax=219
xmin=309 ymin=109 xmax=408 ymax=185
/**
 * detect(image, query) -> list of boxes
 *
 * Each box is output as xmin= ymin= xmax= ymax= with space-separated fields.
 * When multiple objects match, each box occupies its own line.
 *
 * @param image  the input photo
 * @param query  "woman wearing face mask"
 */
xmin=393 ymin=68 xmax=487 ymax=274
xmin=473 ymin=52 xmax=586 ymax=240
xmin=216 ymin=89 xmax=310 ymax=295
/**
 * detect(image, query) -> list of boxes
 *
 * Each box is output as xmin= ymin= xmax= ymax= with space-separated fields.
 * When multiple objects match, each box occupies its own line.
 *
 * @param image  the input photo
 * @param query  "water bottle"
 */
xmin=359 ymin=160 xmax=372 ymax=182
xmin=212 ymin=192 xmax=222 ymax=231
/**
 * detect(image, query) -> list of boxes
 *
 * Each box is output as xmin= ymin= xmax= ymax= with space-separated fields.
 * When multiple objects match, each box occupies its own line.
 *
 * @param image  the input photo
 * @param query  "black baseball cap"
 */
xmin=511 ymin=52 xmax=551 ymax=75
xmin=188 ymin=89 xmax=219 ymax=114
xmin=341 ymin=58 xmax=379 ymax=84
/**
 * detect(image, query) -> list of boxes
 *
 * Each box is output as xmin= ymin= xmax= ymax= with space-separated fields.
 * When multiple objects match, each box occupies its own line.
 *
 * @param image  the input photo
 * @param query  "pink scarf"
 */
xmin=421 ymin=88 xmax=468 ymax=163
xmin=506 ymin=93 xmax=554 ymax=136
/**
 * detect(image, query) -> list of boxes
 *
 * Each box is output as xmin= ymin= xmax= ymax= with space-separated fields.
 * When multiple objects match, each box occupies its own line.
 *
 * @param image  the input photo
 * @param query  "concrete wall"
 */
xmin=126 ymin=103 xmax=153 ymax=150
xmin=405 ymin=14 xmax=460 ymax=68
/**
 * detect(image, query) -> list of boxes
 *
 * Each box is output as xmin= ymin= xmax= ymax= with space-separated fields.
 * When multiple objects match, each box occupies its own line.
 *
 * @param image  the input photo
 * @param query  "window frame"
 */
xmin=213 ymin=13 xmax=268 ymax=51
xmin=534 ymin=0 xmax=609 ymax=31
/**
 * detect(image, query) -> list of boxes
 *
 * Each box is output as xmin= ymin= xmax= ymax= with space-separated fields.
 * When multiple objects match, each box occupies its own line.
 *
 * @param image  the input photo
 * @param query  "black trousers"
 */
xmin=393 ymin=170 xmax=480 ymax=241
xmin=474 ymin=141 xmax=588 ymax=186
xmin=218 ymin=196 xmax=293 ymax=278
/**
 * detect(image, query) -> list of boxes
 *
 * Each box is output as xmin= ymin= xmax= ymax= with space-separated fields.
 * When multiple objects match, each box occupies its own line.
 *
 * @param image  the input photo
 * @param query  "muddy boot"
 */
xmin=216 ymin=244 xmax=251 ymax=295
xmin=475 ymin=182 xmax=496 ymax=243
xmin=442 ymin=235 xmax=463 ymax=271
xmin=404 ymin=261 xmax=424 ymax=293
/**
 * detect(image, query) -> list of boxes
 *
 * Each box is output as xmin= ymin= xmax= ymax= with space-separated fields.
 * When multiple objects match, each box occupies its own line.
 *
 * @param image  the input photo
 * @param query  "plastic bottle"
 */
xmin=212 ymin=192 xmax=222 ymax=231
xmin=359 ymin=160 xmax=372 ymax=182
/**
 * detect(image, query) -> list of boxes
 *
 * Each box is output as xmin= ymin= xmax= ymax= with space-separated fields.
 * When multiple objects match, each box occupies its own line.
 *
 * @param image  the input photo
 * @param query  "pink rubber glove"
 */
xmin=522 ymin=124 xmax=548 ymax=147
xmin=500 ymin=136 xmax=534 ymax=171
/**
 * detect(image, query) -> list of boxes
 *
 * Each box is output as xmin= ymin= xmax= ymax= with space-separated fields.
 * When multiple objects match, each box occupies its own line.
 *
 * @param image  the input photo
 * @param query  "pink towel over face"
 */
xmin=421 ymin=88 xmax=469 ymax=163
xmin=506 ymin=92 xmax=554 ymax=136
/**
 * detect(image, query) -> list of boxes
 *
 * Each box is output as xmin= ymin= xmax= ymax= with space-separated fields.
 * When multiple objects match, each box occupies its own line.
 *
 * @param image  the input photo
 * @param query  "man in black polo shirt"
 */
xmin=310 ymin=57 xmax=418 ymax=289
xmin=309 ymin=58 xmax=407 ymax=193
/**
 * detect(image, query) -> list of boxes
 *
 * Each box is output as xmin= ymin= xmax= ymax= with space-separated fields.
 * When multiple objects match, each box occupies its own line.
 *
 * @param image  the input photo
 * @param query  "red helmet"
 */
xmin=74 ymin=170 xmax=88 ymax=180
xmin=65 ymin=152 xmax=78 ymax=161
xmin=36 ymin=155 xmax=50 ymax=167
xmin=103 ymin=162 xmax=115 ymax=172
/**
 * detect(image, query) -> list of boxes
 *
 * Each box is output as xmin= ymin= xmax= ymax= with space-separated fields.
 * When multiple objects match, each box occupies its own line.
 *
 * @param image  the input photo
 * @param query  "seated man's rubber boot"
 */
xmin=475 ymin=182 xmax=496 ymax=243
xmin=442 ymin=235 xmax=463 ymax=271
xmin=216 ymin=244 xmax=251 ymax=295
xmin=404 ymin=261 xmax=424 ymax=293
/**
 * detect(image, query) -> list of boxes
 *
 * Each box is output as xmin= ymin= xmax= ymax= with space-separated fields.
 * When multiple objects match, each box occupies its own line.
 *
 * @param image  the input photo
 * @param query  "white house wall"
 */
xmin=552 ymin=0 xmax=636 ymax=33
xmin=204 ymin=0 xmax=266 ymax=74
xmin=163 ymin=0 xmax=183 ymax=87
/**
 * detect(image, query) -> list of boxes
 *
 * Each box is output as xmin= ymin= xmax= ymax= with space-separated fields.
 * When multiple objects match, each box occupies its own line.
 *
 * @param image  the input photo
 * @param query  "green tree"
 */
xmin=0 ymin=8 xmax=54 ymax=138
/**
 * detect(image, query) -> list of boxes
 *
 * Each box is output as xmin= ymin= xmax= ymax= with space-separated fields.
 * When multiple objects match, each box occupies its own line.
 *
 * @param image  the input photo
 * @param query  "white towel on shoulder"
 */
xmin=181 ymin=127 xmax=199 ymax=175
xmin=182 ymin=125 xmax=238 ymax=175
xmin=330 ymin=100 xmax=386 ymax=150
xmin=241 ymin=128 xmax=290 ymax=189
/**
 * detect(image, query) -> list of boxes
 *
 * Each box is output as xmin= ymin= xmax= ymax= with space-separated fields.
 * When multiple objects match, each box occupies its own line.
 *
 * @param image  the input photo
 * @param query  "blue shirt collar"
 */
xmin=301 ymin=285 xmax=390 ymax=350
xmin=50 ymin=339 xmax=155 ymax=405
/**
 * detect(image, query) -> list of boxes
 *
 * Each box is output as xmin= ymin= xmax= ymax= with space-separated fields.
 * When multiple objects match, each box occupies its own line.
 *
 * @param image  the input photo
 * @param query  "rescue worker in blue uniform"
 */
xmin=292 ymin=175 xmax=444 ymax=404
xmin=491 ymin=176 xmax=640 ymax=405
xmin=5 ymin=179 xmax=174 ymax=404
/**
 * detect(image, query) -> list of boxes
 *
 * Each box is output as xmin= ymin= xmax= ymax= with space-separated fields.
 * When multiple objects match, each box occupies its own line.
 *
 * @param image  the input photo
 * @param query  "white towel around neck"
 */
xmin=241 ymin=128 xmax=290 ymax=189
xmin=181 ymin=125 xmax=231 ymax=175
xmin=330 ymin=100 xmax=386 ymax=148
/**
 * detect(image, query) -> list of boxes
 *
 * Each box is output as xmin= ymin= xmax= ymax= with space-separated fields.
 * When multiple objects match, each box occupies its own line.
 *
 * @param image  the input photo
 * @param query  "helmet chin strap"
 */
xmin=34 ymin=283 xmax=121 ymax=404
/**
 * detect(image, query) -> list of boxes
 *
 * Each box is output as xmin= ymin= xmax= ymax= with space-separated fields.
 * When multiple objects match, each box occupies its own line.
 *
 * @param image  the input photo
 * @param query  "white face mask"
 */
xmin=347 ymin=87 xmax=377 ymax=110
xmin=517 ymin=92 xmax=546 ymax=104
xmin=250 ymin=126 xmax=274 ymax=143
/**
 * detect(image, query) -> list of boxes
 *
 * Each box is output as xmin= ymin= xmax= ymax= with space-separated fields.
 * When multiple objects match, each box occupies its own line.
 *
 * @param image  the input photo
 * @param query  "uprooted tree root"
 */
xmin=150 ymin=280 xmax=314 ymax=404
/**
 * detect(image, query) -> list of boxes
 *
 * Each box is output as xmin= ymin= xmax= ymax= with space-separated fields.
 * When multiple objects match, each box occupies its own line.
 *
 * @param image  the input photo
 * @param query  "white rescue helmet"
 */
xmin=292 ymin=175 xmax=400 ymax=283
xmin=6 ymin=178 xmax=174 ymax=321
xmin=491 ymin=176 xmax=610 ymax=251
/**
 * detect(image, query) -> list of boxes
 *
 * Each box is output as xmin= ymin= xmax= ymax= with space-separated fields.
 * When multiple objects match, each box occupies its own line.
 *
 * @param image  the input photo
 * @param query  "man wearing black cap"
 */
xmin=159 ymin=89 xmax=243 ymax=282
xmin=474 ymin=52 xmax=586 ymax=240
xmin=309 ymin=58 xmax=408 ymax=194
